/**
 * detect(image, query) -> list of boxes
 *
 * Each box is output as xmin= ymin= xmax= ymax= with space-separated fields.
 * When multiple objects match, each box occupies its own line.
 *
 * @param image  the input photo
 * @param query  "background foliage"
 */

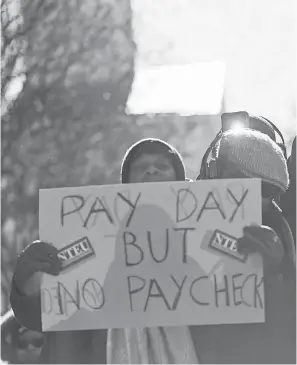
xmin=1 ymin=0 xmax=214 ymax=312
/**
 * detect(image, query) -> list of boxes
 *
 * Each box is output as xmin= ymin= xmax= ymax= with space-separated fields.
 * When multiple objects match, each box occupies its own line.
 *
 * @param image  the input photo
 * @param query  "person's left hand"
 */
xmin=237 ymin=225 xmax=284 ymax=271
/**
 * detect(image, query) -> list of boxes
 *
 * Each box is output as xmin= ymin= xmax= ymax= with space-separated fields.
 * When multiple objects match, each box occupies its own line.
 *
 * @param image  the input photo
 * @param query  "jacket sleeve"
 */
xmin=264 ymin=204 xmax=296 ymax=358
xmin=10 ymin=274 xmax=42 ymax=331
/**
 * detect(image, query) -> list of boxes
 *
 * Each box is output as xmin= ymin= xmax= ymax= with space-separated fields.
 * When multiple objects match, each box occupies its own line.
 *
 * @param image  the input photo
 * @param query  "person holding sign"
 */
xmin=10 ymin=137 xmax=294 ymax=364
xmin=10 ymin=138 xmax=188 ymax=363
xmin=195 ymin=113 xmax=296 ymax=364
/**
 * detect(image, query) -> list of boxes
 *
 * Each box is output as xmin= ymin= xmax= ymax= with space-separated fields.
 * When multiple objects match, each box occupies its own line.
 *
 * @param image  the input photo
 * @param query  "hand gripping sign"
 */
xmin=39 ymin=179 xmax=264 ymax=332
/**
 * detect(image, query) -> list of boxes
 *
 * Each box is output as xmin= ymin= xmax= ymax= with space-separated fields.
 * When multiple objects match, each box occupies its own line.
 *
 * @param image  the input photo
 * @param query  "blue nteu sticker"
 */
xmin=209 ymin=229 xmax=247 ymax=263
xmin=57 ymin=237 xmax=95 ymax=271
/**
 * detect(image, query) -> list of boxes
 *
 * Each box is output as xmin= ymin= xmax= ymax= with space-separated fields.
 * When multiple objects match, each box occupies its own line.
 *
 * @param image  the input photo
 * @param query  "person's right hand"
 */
xmin=14 ymin=240 xmax=61 ymax=295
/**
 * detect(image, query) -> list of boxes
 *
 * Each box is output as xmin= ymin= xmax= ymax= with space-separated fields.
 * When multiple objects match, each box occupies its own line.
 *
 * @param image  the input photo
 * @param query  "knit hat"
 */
xmin=217 ymin=129 xmax=289 ymax=194
xmin=121 ymin=138 xmax=186 ymax=183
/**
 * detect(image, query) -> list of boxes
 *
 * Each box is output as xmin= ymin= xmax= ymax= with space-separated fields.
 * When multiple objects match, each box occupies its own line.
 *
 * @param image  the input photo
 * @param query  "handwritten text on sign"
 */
xmin=39 ymin=179 xmax=263 ymax=331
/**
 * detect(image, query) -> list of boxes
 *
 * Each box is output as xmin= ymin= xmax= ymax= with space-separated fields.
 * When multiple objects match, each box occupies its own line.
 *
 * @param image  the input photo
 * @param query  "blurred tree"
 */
xmin=1 ymin=0 xmax=213 ymax=314
xmin=1 ymin=0 xmax=139 ymax=313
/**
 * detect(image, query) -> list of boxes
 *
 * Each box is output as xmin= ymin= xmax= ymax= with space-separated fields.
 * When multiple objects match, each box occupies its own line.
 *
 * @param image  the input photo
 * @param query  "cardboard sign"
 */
xmin=39 ymin=179 xmax=264 ymax=332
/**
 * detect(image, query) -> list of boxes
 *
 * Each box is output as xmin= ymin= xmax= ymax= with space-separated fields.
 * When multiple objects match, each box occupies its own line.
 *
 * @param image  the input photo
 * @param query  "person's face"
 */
xmin=16 ymin=330 xmax=45 ymax=364
xmin=128 ymin=153 xmax=177 ymax=183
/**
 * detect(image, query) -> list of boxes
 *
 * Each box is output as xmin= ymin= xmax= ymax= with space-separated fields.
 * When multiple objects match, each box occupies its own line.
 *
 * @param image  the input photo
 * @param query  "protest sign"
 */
xmin=39 ymin=178 xmax=264 ymax=331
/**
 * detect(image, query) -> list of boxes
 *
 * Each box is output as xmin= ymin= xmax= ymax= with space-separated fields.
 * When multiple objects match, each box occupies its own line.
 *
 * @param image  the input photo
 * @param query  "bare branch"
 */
xmin=1 ymin=13 xmax=21 ymax=30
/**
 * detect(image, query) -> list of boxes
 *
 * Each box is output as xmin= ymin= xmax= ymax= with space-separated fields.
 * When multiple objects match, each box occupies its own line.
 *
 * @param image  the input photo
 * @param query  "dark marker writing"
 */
xmin=190 ymin=276 xmax=210 ymax=306
xmin=241 ymin=274 xmax=264 ymax=309
xmin=117 ymin=192 xmax=141 ymax=228
xmin=82 ymin=278 xmax=105 ymax=310
xmin=173 ymin=227 xmax=196 ymax=263
xmin=176 ymin=188 xmax=198 ymax=223
xmin=60 ymin=193 xmax=141 ymax=229
xmin=123 ymin=228 xmax=194 ymax=267
xmin=175 ymin=186 xmax=249 ymax=224
xmin=232 ymin=273 xmax=243 ymax=306
xmin=197 ymin=191 xmax=226 ymax=222
xmin=83 ymin=197 xmax=114 ymax=228
xmin=41 ymin=279 xmax=105 ymax=315
xmin=123 ymin=231 xmax=144 ymax=266
xmin=214 ymin=275 xmax=230 ymax=307
xmin=61 ymin=195 xmax=85 ymax=226
xmin=171 ymin=275 xmax=187 ymax=310
xmin=127 ymin=275 xmax=146 ymax=311
xmin=227 ymin=188 xmax=248 ymax=223
xmin=147 ymin=229 xmax=169 ymax=263
xmin=124 ymin=273 xmax=264 ymax=313
xmin=144 ymin=279 xmax=172 ymax=311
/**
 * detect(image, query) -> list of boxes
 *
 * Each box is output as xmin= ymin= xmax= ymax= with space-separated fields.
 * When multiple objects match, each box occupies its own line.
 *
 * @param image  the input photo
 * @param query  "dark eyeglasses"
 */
xmin=16 ymin=337 xmax=45 ymax=350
